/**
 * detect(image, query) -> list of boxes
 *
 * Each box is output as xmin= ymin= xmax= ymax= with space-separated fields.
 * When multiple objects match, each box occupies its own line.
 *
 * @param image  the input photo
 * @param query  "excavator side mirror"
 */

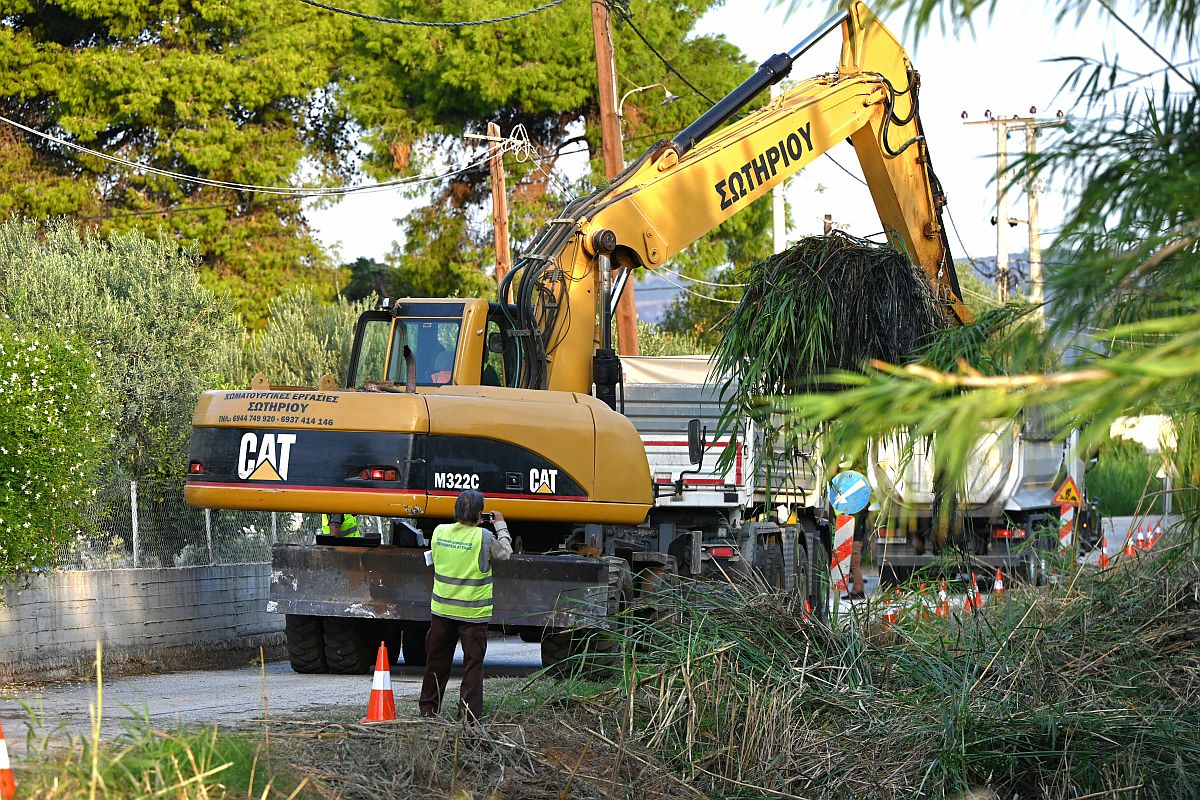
xmin=687 ymin=418 xmax=706 ymax=465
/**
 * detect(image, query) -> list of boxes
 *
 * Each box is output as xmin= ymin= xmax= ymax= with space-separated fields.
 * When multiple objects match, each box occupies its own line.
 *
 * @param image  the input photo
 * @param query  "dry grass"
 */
xmin=567 ymin=542 xmax=1200 ymax=799
xmin=260 ymin=709 xmax=701 ymax=800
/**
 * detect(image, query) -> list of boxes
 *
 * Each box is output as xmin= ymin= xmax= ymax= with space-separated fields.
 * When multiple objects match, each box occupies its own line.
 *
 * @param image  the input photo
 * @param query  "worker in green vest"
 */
xmin=320 ymin=513 xmax=360 ymax=538
xmin=419 ymin=489 xmax=512 ymax=721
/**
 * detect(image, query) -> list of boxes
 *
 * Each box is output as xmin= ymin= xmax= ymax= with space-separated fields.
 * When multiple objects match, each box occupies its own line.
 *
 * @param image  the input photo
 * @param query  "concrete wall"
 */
xmin=0 ymin=563 xmax=284 ymax=682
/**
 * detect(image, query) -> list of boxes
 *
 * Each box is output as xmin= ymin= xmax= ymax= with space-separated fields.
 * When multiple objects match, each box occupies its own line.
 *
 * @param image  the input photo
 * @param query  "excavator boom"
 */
xmin=503 ymin=1 xmax=969 ymax=397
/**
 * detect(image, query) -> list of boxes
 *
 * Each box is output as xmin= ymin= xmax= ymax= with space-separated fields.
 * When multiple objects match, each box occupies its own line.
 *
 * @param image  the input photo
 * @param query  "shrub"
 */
xmin=1087 ymin=436 xmax=1164 ymax=516
xmin=633 ymin=320 xmax=708 ymax=357
xmin=240 ymin=287 xmax=371 ymax=388
xmin=0 ymin=322 xmax=110 ymax=581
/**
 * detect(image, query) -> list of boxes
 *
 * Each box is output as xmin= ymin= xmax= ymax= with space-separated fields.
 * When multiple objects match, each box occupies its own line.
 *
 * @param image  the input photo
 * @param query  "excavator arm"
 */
xmin=503 ymin=1 xmax=970 ymax=398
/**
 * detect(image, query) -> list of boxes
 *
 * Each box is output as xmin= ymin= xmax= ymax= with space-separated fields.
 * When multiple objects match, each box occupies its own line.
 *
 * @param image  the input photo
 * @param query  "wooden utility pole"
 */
xmin=487 ymin=121 xmax=512 ymax=291
xmin=591 ymin=0 xmax=640 ymax=355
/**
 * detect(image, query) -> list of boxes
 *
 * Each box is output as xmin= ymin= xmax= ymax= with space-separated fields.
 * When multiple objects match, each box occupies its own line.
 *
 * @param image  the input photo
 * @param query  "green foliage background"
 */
xmin=0 ymin=219 xmax=241 ymax=480
xmin=1086 ymin=436 xmax=1165 ymax=516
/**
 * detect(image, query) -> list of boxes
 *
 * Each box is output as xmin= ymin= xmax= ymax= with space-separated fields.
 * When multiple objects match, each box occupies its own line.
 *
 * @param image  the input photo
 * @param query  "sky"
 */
xmin=305 ymin=0 xmax=1175 ymax=278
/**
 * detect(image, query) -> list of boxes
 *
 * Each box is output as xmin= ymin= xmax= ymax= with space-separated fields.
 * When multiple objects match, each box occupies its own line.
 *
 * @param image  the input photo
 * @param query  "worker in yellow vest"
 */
xmin=419 ymin=490 xmax=512 ymax=721
xmin=320 ymin=513 xmax=359 ymax=537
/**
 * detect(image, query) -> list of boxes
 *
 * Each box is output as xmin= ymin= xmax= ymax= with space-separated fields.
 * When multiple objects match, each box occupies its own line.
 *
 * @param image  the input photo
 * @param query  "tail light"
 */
xmin=360 ymin=467 xmax=399 ymax=482
xmin=188 ymin=461 xmax=205 ymax=475
xmin=707 ymin=546 xmax=735 ymax=558
xmin=993 ymin=527 xmax=1026 ymax=539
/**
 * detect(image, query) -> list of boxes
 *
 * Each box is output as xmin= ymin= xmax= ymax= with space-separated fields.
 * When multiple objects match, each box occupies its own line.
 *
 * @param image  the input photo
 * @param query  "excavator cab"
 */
xmin=347 ymin=298 xmax=520 ymax=391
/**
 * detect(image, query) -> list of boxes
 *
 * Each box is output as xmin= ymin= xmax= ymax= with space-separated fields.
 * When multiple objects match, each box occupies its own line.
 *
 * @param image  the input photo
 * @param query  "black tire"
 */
xmin=285 ymin=614 xmax=327 ymax=674
xmin=793 ymin=537 xmax=811 ymax=609
xmin=401 ymin=623 xmax=429 ymax=666
xmin=323 ymin=618 xmax=374 ymax=675
xmin=808 ymin=540 xmax=831 ymax=622
xmin=519 ymin=630 xmax=542 ymax=644
xmin=756 ymin=540 xmax=785 ymax=591
xmin=540 ymin=631 xmax=574 ymax=673
xmin=541 ymin=557 xmax=633 ymax=678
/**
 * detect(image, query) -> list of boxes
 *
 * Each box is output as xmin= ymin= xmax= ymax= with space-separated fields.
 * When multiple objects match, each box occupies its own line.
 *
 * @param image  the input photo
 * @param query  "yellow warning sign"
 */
xmin=1053 ymin=476 xmax=1082 ymax=507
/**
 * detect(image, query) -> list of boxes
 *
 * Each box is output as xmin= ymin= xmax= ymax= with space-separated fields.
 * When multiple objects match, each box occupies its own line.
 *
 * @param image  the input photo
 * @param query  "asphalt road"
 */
xmin=0 ymin=636 xmax=542 ymax=755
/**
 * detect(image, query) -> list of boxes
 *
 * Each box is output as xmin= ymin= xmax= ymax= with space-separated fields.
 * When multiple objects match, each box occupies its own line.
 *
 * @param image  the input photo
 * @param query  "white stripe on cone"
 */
xmin=830 ymin=514 xmax=854 ymax=591
xmin=372 ymin=669 xmax=392 ymax=691
xmin=0 ymin=738 xmax=9 ymax=770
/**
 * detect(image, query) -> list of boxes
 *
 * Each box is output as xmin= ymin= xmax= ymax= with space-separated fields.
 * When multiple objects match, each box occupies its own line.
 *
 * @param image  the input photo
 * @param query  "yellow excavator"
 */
xmin=185 ymin=2 xmax=968 ymax=673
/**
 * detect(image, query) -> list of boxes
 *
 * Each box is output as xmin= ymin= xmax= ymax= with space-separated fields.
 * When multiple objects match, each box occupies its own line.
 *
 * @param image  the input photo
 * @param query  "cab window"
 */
xmin=391 ymin=318 xmax=462 ymax=386
xmin=354 ymin=318 xmax=390 ymax=385
xmin=482 ymin=315 xmax=519 ymax=387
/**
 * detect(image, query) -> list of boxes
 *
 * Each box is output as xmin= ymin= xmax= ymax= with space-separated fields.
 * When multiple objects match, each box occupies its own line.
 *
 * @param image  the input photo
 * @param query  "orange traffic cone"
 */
xmin=1152 ymin=520 xmax=1163 ymax=546
xmin=1097 ymin=534 xmax=1110 ymax=568
xmin=915 ymin=583 xmax=931 ymax=620
xmin=802 ymin=600 xmax=813 ymax=621
xmin=1123 ymin=530 xmax=1138 ymax=558
xmin=992 ymin=567 xmax=1005 ymax=597
xmin=881 ymin=591 xmax=901 ymax=629
xmin=0 ymin=720 xmax=15 ymax=800
xmin=1135 ymin=525 xmax=1148 ymax=551
xmin=362 ymin=641 xmax=397 ymax=723
xmin=966 ymin=572 xmax=985 ymax=610
xmin=935 ymin=580 xmax=951 ymax=617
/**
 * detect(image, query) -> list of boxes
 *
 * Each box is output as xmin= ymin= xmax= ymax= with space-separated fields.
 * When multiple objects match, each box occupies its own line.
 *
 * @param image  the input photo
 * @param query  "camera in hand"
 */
xmin=480 ymin=512 xmax=494 ymax=523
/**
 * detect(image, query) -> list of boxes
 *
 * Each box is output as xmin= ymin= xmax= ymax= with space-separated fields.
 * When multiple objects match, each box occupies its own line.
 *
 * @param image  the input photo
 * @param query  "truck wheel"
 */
xmin=401 ymin=623 xmax=429 ymax=667
xmin=756 ymin=540 xmax=785 ymax=590
xmin=519 ymin=629 xmax=542 ymax=644
xmin=1018 ymin=548 xmax=1045 ymax=586
xmin=807 ymin=541 xmax=831 ymax=622
xmin=792 ymin=538 xmax=811 ymax=609
xmin=323 ymin=618 xmax=373 ymax=675
xmin=285 ymin=614 xmax=327 ymax=674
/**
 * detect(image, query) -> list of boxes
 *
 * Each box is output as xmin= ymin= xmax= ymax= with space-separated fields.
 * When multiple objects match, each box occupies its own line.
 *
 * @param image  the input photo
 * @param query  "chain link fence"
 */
xmin=60 ymin=478 xmax=391 ymax=570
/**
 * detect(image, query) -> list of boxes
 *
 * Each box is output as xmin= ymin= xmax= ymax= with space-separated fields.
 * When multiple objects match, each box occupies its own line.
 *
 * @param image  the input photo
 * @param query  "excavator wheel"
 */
xmin=401 ymin=623 xmax=429 ymax=667
xmin=541 ymin=556 xmax=633 ymax=678
xmin=285 ymin=614 xmax=327 ymax=674
xmin=323 ymin=618 xmax=374 ymax=675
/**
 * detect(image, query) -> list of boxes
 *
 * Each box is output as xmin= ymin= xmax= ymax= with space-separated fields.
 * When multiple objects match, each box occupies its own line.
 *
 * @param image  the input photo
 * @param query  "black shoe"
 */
xmin=841 ymin=591 xmax=866 ymax=600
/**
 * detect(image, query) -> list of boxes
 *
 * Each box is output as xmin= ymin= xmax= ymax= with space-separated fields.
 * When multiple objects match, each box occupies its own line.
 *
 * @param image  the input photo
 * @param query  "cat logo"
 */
xmin=529 ymin=468 xmax=558 ymax=495
xmin=237 ymin=432 xmax=297 ymax=481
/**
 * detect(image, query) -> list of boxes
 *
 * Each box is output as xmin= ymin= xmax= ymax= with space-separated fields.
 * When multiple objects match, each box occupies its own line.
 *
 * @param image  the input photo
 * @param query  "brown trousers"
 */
xmin=419 ymin=615 xmax=489 ymax=721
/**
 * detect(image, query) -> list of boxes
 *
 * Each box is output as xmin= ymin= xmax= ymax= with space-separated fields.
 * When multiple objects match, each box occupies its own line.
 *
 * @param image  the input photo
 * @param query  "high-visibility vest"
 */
xmin=429 ymin=521 xmax=493 ymax=621
xmin=321 ymin=513 xmax=359 ymax=537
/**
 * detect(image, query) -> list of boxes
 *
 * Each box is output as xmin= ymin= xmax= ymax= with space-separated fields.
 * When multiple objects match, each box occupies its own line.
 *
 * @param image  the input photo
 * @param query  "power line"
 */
xmin=606 ymin=1 xmax=717 ymax=105
xmin=657 ymin=264 xmax=747 ymax=288
xmin=653 ymin=269 xmax=740 ymax=304
xmin=946 ymin=205 xmax=983 ymax=275
xmin=294 ymin=0 xmax=569 ymax=26
xmin=823 ymin=152 xmax=867 ymax=186
xmin=0 ymin=111 xmax=505 ymax=196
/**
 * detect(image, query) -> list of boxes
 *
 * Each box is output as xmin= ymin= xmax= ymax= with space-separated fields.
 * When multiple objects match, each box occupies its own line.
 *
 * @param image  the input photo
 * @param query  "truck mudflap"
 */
xmin=267 ymin=543 xmax=610 ymax=629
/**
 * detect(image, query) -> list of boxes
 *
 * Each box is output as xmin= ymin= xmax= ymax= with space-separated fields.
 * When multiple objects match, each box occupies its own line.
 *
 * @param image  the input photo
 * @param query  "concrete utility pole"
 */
xmin=1025 ymin=126 xmax=1044 ymax=324
xmin=995 ymin=121 xmax=1010 ymax=303
xmin=964 ymin=111 xmax=1065 ymax=316
xmin=486 ymin=121 xmax=512 ymax=292
xmin=591 ymin=0 xmax=640 ymax=355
